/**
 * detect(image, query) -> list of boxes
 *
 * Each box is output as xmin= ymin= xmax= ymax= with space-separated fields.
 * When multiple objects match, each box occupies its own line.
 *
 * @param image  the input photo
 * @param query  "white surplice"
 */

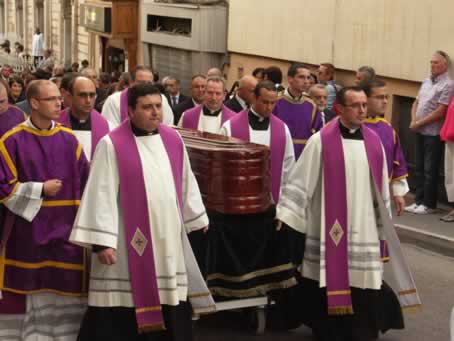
xmin=220 ymin=119 xmax=295 ymax=203
xmin=177 ymin=108 xmax=223 ymax=134
xmin=70 ymin=132 xmax=208 ymax=307
xmin=276 ymin=131 xmax=390 ymax=290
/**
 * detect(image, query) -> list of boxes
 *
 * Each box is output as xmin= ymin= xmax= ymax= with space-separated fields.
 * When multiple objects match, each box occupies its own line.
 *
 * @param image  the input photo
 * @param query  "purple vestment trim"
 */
xmin=229 ymin=110 xmax=286 ymax=203
xmin=182 ymin=105 xmax=235 ymax=131
xmin=58 ymin=109 xmax=110 ymax=158
xmin=109 ymin=121 xmax=185 ymax=332
xmin=320 ymin=118 xmax=383 ymax=315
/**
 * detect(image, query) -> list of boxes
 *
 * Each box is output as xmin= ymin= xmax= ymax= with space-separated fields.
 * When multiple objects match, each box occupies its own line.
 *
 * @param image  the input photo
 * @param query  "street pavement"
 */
xmin=195 ymin=243 xmax=454 ymax=341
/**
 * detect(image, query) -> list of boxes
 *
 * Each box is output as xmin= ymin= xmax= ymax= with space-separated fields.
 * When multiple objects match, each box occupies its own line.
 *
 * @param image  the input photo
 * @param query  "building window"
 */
xmin=147 ymin=15 xmax=192 ymax=37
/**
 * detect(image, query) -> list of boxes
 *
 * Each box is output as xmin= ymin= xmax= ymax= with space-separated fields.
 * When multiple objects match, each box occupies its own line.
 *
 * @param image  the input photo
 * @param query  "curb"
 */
xmin=395 ymin=224 xmax=454 ymax=258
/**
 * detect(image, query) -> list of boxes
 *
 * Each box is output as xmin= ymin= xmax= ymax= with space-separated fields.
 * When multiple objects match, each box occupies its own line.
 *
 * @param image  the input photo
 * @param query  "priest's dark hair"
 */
xmin=131 ymin=65 xmax=153 ymax=81
xmin=128 ymin=83 xmax=161 ymax=110
xmin=336 ymin=86 xmax=365 ymax=106
xmin=263 ymin=66 xmax=283 ymax=84
xmin=254 ymin=80 xmax=277 ymax=97
xmin=287 ymin=62 xmax=309 ymax=77
xmin=61 ymin=72 xmax=80 ymax=92
xmin=361 ymin=79 xmax=386 ymax=97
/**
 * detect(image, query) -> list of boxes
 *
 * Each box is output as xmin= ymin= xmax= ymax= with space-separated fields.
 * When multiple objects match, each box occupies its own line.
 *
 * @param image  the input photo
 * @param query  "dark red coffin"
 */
xmin=177 ymin=128 xmax=271 ymax=214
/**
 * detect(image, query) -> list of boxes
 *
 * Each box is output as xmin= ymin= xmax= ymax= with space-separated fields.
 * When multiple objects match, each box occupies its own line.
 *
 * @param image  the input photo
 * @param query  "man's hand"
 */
xmin=394 ymin=196 xmax=406 ymax=216
xmin=97 ymin=248 xmax=117 ymax=265
xmin=409 ymin=121 xmax=419 ymax=132
xmin=202 ymin=226 xmax=209 ymax=234
xmin=43 ymin=179 xmax=62 ymax=197
xmin=275 ymin=219 xmax=283 ymax=231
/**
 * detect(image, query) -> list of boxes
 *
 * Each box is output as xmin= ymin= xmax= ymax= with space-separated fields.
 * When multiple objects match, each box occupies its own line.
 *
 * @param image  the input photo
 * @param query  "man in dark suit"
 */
xmin=309 ymin=84 xmax=336 ymax=125
xmin=164 ymin=76 xmax=188 ymax=108
xmin=173 ymin=75 xmax=207 ymax=125
xmin=224 ymin=75 xmax=258 ymax=113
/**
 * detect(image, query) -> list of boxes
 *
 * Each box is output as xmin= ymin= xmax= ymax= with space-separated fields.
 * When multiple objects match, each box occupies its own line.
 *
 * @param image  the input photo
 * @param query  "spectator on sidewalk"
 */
xmin=32 ymin=28 xmax=44 ymax=66
xmin=405 ymin=50 xmax=454 ymax=215
xmin=1 ymin=64 xmax=12 ymax=83
xmin=355 ymin=65 xmax=376 ymax=86
xmin=440 ymin=97 xmax=454 ymax=221
xmin=318 ymin=63 xmax=342 ymax=110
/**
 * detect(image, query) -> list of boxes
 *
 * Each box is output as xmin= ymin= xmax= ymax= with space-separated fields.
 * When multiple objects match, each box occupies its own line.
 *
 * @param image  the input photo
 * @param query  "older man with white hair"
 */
xmin=405 ymin=50 xmax=454 ymax=215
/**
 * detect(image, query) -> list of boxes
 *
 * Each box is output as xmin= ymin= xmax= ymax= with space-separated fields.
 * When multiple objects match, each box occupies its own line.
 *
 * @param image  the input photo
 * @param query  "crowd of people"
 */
xmin=0 ymin=48 xmax=453 ymax=341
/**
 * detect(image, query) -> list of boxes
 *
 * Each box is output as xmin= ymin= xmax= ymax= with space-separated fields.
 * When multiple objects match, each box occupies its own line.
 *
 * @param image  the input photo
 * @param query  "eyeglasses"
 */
xmin=35 ymin=96 xmax=64 ymax=103
xmin=370 ymin=95 xmax=389 ymax=100
xmin=344 ymin=103 xmax=368 ymax=110
xmin=76 ymin=92 xmax=97 ymax=99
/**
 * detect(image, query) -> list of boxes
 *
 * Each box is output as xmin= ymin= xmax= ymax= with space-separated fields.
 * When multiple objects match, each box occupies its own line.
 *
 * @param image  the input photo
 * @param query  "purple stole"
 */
xmin=182 ymin=105 xmax=235 ymax=130
xmin=229 ymin=110 xmax=286 ymax=203
xmin=0 ymin=105 xmax=26 ymax=137
xmin=109 ymin=121 xmax=214 ymax=332
xmin=320 ymin=118 xmax=384 ymax=315
xmin=120 ymin=88 xmax=129 ymax=122
xmin=58 ymin=108 xmax=110 ymax=158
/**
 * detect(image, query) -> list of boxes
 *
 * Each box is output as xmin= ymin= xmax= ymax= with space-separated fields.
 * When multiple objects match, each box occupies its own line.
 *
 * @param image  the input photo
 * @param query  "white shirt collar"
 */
xmin=235 ymin=94 xmax=248 ymax=110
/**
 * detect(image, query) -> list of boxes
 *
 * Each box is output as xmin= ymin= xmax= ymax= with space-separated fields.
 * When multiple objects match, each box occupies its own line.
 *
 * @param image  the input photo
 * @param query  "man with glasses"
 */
xmin=81 ymin=68 xmax=109 ymax=114
xmin=276 ymin=86 xmax=419 ymax=341
xmin=362 ymin=79 xmax=409 ymax=216
xmin=274 ymin=62 xmax=322 ymax=159
xmin=405 ymin=50 xmax=454 ymax=215
xmin=224 ymin=75 xmax=258 ymax=113
xmin=0 ymin=80 xmax=90 ymax=340
xmin=57 ymin=76 xmax=113 ymax=161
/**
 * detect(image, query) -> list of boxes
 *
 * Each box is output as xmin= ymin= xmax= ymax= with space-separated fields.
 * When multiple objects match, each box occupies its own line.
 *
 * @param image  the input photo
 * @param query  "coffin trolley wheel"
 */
xmin=248 ymin=306 xmax=266 ymax=335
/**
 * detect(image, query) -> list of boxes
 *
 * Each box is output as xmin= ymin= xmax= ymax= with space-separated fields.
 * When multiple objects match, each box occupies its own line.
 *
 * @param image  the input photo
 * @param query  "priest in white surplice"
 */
xmin=177 ymin=76 xmax=235 ymax=133
xmin=70 ymin=83 xmax=215 ymax=341
xmin=101 ymin=66 xmax=174 ymax=127
xmin=57 ymin=76 xmax=113 ymax=161
xmin=276 ymin=87 xmax=420 ymax=341
xmin=220 ymin=80 xmax=295 ymax=204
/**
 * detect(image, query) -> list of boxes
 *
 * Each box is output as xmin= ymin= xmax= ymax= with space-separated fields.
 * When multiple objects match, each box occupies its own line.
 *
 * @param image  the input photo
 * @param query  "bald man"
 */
xmin=0 ymin=80 xmax=26 ymax=137
xmin=57 ymin=76 xmax=113 ymax=161
xmin=207 ymin=67 xmax=223 ymax=78
xmin=0 ymin=80 xmax=89 ymax=340
xmin=225 ymin=75 xmax=258 ymax=113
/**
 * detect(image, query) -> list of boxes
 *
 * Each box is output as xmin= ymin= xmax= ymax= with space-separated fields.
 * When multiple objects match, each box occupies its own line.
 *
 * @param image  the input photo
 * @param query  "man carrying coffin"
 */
xmin=178 ymin=76 xmax=235 ymax=133
xmin=101 ymin=66 xmax=174 ymax=127
xmin=0 ymin=80 xmax=26 ymax=137
xmin=57 ymin=76 xmax=113 ymax=161
xmin=0 ymin=80 xmax=90 ymax=340
xmin=276 ymin=87 xmax=420 ymax=341
xmin=70 ymin=83 xmax=215 ymax=341
xmin=221 ymin=81 xmax=295 ymax=204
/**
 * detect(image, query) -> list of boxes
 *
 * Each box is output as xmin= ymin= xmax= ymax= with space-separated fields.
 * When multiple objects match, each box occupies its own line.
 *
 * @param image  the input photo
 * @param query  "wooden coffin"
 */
xmin=177 ymin=128 xmax=271 ymax=215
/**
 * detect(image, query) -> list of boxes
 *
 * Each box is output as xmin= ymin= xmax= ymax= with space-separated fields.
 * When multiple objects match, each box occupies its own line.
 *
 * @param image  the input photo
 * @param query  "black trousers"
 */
xmin=77 ymin=302 xmax=193 ymax=341
xmin=414 ymin=133 xmax=444 ymax=208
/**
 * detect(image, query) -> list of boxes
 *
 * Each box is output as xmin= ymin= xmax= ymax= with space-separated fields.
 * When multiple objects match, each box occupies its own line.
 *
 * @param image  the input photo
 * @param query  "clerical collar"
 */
xmin=131 ymin=122 xmax=159 ymax=137
xmin=248 ymin=109 xmax=269 ymax=131
xmin=203 ymin=106 xmax=222 ymax=117
xmin=285 ymin=88 xmax=303 ymax=102
xmin=235 ymin=94 xmax=248 ymax=110
xmin=29 ymin=118 xmax=54 ymax=131
xmin=339 ymin=120 xmax=363 ymax=140
xmin=69 ymin=111 xmax=91 ymax=131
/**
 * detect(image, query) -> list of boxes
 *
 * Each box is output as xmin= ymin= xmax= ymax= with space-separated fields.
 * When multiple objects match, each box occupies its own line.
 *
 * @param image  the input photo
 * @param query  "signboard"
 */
xmin=80 ymin=4 xmax=112 ymax=33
